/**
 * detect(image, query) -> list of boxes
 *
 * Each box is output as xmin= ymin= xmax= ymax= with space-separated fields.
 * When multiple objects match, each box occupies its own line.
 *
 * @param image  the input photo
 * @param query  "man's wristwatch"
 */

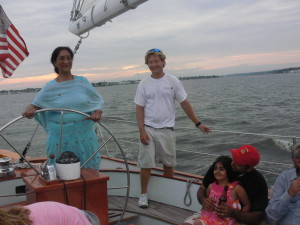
xmin=195 ymin=121 xmax=202 ymax=127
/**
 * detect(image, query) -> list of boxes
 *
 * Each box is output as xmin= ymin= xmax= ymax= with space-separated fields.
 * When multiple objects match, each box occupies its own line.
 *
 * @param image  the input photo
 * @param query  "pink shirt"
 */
xmin=25 ymin=201 xmax=92 ymax=225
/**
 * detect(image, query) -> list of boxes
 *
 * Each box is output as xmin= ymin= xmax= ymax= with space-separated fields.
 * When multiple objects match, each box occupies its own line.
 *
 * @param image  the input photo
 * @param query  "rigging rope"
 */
xmin=70 ymin=0 xmax=91 ymax=54
xmin=184 ymin=178 xmax=200 ymax=206
xmin=71 ymin=0 xmax=85 ymax=21
xmin=73 ymin=32 xmax=89 ymax=54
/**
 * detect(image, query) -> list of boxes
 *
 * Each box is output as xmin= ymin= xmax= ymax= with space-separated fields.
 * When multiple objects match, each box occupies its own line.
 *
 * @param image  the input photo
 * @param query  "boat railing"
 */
xmin=101 ymin=117 xmax=299 ymax=179
xmin=101 ymin=117 xmax=299 ymax=142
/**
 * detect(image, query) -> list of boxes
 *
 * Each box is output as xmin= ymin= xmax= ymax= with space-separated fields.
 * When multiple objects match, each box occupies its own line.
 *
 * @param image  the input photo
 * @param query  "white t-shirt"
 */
xmin=134 ymin=73 xmax=187 ymax=128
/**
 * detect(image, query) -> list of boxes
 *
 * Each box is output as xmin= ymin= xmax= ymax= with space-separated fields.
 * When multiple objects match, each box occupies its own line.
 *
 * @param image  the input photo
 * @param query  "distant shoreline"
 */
xmin=225 ymin=67 xmax=300 ymax=77
xmin=0 ymin=75 xmax=220 ymax=95
xmin=0 ymin=67 xmax=299 ymax=95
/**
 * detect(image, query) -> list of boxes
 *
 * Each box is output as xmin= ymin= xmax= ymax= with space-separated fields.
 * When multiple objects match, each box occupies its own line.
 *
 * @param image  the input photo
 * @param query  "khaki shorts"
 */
xmin=137 ymin=126 xmax=176 ymax=168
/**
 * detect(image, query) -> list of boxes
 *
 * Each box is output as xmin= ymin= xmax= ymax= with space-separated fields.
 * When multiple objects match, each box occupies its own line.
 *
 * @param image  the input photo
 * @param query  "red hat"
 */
xmin=229 ymin=145 xmax=260 ymax=167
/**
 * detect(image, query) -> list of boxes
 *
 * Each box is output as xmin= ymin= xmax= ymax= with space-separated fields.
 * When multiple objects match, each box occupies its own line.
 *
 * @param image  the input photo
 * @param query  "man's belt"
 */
xmin=144 ymin=124 xmax=174 ymax=131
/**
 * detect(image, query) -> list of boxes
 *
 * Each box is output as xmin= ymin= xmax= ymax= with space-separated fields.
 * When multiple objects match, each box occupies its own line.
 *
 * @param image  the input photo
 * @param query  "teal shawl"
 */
xmin=32 ymin=76 xmax=104 ymax=169
xmin=33 ymin=75 xmax=103 ymax=112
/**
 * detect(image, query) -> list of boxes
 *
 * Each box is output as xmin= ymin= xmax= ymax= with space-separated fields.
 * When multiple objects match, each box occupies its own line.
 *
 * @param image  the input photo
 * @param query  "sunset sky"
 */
xmin=1 ymin=0 xmax=300 ymax=90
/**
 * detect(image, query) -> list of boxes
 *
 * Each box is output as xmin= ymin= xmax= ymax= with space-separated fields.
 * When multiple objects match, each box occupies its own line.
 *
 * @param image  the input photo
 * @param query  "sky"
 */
xmin=1 ymin=0 xmax=300 ymax=90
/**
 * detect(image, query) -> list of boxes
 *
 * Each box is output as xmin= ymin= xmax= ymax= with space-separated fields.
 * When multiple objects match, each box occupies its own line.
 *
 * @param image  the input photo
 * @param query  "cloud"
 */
xmin=122 ymin=65 xmax=139 ymax=70
xmin=75 ymin=67 xmax=112 ymax=72
xmin=0 ymin=73 xmax=56 ymax=89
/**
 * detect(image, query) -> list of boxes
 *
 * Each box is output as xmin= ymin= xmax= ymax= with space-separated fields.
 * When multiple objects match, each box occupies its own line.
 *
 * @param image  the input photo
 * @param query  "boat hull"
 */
xmin=101 ymin=156 xmax=202 ymax=212
xmin=0 ymin=151 xmax=202 ymax=214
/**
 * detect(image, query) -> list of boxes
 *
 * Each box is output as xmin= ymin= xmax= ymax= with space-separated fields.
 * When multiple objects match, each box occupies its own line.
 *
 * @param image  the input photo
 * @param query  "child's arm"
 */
xmin=199 ymin=184 xmax=216 ymax=212
xmin=235 ymin=184 xmax=251 ymax=212
xmin=206 ymin=184 xmax=212 ymax=196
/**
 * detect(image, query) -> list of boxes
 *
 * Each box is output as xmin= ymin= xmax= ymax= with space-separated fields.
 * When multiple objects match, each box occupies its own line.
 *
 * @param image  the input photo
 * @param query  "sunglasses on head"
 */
xmin=147 ymin=48 xmax=162 ymax=53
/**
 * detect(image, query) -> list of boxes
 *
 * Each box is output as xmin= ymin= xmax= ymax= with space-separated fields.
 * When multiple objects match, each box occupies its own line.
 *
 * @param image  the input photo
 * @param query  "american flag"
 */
xmin=0 ymin=5 xmax=29 ymax=78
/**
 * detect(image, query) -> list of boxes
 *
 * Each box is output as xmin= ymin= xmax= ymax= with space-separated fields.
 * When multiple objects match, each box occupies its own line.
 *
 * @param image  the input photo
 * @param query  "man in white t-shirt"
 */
xmin=134 ymin=48 xmax=211 ymax=208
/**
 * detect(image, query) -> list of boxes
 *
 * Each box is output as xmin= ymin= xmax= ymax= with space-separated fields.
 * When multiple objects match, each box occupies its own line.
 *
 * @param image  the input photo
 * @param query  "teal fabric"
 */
xmin=32 ymin=76 xmax=104 ymax=169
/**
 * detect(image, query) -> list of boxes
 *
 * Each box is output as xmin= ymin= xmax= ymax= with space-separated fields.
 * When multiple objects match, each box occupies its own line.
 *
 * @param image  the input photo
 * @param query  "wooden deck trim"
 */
xmin=0 ymin=149 xmax=47 ymax=163
xmin=108 ymin=196 xmax=195 ymax=225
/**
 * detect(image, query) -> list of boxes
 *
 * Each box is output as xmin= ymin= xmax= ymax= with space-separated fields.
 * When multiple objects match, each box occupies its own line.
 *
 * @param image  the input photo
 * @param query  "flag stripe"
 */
xmin=0 ymin=34 xmax=9 ymax=60
xmin=10 ymin=25 xmax=28 ymax=50
xmin=5 ymin=55 xmax=18 ymax=69
xmin=1 ymin=60 xmax=14 ymax=72
xmin=7 ymin=28 xmax=28 ymax=61
xmin=0 ymin=61 xmax=13 ymax=78
xmin=7 ymin=39 xmax=25 ymax=64
xmin=7 ymin=25 xmax=29 ymax=57
xmin=2 ymin=50 xmax=19 ymax=69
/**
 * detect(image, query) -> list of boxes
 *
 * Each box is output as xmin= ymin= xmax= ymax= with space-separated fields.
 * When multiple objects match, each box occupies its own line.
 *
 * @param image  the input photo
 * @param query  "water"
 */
xmin=0 ymin=73 xmax=299 ymax=187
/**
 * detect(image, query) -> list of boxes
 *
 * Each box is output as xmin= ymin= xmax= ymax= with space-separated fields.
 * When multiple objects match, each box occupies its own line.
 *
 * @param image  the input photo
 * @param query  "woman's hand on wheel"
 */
xmin=87 ymin=110 xmax=102 ymax=122
xmin=22 ymin=104 xmax=40 ymax=119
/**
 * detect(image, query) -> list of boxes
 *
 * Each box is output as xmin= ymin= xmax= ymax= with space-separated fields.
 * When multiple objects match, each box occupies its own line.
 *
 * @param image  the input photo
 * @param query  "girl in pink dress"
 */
xmin=183 ymin=156 xmax=250 ymax=225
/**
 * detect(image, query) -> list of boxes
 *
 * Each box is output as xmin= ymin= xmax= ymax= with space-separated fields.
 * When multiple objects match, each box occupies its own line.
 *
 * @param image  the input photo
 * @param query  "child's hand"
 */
xmin=202 ymin=197 xmax=216 ymax=211
xmin=216 ymin=204 xmax=234 ymax=218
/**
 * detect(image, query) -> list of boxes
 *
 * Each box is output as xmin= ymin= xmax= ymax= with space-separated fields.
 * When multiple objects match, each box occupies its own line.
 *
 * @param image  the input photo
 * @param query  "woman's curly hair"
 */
xmin=0 ymin=207 xmax=32 ymax=225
